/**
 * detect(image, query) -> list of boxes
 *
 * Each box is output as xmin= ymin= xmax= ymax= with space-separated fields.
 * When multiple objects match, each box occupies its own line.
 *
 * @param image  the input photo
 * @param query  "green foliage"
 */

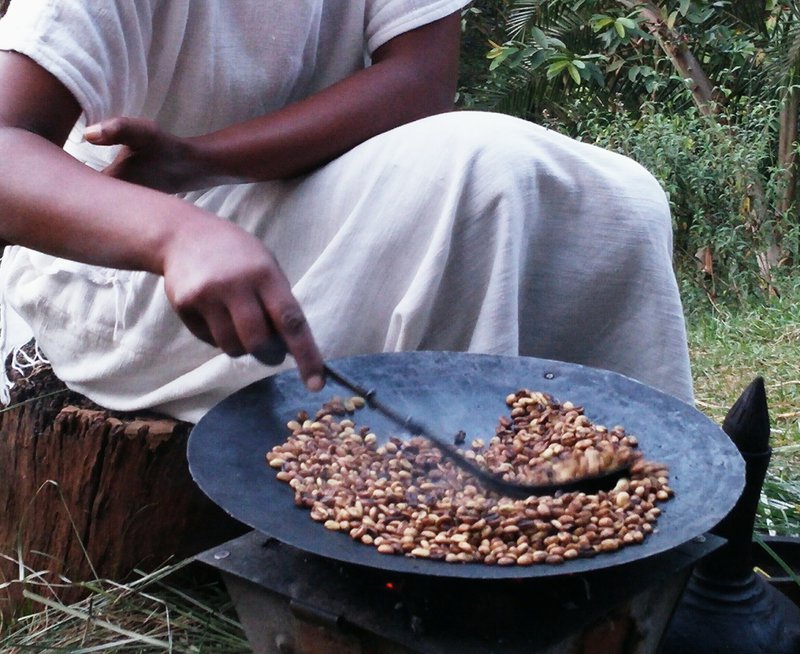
xmin=458 ymin=1 xmax=800 ymax=310
xmin=577 ymin=101 xmax=798 ymax=309
xmin=462 ymin=1 xmax=667 ymax=118
xmin=459 ymin=1 xmax=512 ymax=106
xmin=459 ymin=1 xmax=788 ymax=120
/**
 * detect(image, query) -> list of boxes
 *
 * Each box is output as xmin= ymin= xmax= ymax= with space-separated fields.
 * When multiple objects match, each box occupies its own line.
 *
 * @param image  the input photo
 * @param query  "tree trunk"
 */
xmin=778 ymin=85 xmax=799 ymax=215
xmin=618 ymin=0 xmax=720 ymax=115
xmin=0 ymin=352 xmax=244 ymax=615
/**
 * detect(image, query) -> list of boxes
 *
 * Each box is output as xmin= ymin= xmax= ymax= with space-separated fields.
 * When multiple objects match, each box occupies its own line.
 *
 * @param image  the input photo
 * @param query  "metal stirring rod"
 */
xmin=323 ymin=363 xmax=629 ymax=498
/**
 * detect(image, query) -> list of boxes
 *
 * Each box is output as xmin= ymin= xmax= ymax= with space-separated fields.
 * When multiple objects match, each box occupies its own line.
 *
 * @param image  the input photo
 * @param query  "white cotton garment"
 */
xmin=0 ymin=1 xmax=693 ymax=422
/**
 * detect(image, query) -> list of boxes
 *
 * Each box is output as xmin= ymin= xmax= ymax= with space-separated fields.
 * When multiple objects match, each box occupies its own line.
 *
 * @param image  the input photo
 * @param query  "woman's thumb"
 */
xmin=84 ymin=117 xmax=155 ymax=148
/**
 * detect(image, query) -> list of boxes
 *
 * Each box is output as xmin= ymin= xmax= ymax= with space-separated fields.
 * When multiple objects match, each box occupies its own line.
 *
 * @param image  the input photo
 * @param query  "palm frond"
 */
xmin=761 ymin=2 xmax=800 ymax=88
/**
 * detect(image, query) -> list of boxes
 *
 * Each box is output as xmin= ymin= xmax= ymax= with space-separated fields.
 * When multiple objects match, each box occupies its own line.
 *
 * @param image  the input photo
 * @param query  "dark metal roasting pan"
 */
xmin=188 ymin=352 xmax=744 ymax=580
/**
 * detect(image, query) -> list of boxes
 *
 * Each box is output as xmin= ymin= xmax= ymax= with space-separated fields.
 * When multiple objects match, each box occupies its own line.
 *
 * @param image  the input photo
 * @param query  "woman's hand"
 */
xmin=85 ymin=117 xmax=234 ymax=193
xmin=159 ymin=213 xmax=325 ymax=390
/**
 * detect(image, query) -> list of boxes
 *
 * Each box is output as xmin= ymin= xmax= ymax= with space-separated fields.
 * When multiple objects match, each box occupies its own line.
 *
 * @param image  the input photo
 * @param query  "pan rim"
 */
xmin=188 ymin=351 xmax=744 ymax=580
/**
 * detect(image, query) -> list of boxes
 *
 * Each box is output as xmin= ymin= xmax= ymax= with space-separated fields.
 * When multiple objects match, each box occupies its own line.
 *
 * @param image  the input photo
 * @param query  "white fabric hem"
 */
xmin=367 ymin=0 xmax=469 ymax=53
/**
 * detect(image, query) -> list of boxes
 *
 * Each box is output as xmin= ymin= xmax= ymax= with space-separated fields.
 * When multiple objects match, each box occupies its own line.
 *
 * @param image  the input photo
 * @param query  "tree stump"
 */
xmin=0 ymin=343 xmax=244 ymax=614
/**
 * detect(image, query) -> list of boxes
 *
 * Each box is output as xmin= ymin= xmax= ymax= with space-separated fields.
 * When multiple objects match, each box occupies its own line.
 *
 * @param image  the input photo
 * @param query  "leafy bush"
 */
xmin=576 ymin=100 xmax=798 ymax=312
xmin=458 ymin=2 xmax=800 ymax=313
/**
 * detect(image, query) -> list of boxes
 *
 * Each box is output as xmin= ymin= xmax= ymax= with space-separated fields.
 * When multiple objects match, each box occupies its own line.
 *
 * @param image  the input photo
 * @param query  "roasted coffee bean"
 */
xmin=268 ymin=390 xmax=672 ymax=565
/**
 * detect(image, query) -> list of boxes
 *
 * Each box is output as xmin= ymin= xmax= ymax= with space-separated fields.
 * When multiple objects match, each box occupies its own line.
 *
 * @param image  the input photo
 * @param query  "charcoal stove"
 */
xmin=198 ymin=529 xmax=722 ymax=654
xmin=189 ymin=353 xmax=744 ymax=654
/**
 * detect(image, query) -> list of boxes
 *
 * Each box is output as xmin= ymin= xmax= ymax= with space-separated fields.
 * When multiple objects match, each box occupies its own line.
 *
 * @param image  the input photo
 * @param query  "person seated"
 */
xmin=0 ymin=0 xmax=693 ymax=422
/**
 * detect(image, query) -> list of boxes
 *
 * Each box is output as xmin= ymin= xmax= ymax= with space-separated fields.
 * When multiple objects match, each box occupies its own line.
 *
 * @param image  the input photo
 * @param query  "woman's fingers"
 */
xmin=85 ymin=117 xmax=201 ymax=192
xmin=201 ymin=303 xmax=248 ymax=358
xmin=258 ymin=283 xmax=324 ymax=390
xmin=195 ymin=290 xmax=323 ymax=390
xmin=224 ymin=288 xmax=291 ymax=366
xmin=175 ymin=305 xmax=215 ymax=347
xmin=162 ymin=217 xmax=325 ymax=391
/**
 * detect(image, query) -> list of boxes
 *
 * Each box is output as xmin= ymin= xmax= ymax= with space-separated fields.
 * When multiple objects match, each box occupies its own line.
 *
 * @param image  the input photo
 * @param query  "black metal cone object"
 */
xmin=662 ymin=377 xmax=800 ymax=654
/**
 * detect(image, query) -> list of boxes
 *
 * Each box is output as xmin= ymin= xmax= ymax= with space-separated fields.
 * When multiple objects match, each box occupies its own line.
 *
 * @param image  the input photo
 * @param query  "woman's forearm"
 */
xmin=0 ymin=125 xmax=325 ymax=384
xmin=0 ymin=50 xmax=202 ymax=269
xmin=0 ymin=47 xmax=328 ymax=383
xmin=189 ymin=13 xmax=461 ymax=182
xmin=0 ymin=126 xmax=190 ymax=272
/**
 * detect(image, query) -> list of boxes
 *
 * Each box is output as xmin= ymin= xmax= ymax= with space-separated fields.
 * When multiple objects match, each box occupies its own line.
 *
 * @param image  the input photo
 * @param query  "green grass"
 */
xmin=686 ymin=290 xmax=800 ymax=538
xmin=687 ymin=294 xmax=800 ymax=449
xmin=759 ymin=452 xmax=800 ymax=536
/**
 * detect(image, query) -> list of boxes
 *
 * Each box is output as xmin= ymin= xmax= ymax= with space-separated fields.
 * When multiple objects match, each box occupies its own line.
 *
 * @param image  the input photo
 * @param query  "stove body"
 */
xmin=199 ymin=530 xmax=721 ymax=654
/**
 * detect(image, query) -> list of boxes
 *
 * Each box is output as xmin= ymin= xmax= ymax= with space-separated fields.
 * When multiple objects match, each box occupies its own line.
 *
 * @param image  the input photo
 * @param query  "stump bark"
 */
xmin=0 ymin=345 xmax=244 ymax=613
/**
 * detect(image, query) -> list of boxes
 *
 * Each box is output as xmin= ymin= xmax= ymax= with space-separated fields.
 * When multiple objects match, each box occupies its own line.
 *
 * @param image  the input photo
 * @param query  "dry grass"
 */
xmin=0 ymin=559 xmax=249 ymax=653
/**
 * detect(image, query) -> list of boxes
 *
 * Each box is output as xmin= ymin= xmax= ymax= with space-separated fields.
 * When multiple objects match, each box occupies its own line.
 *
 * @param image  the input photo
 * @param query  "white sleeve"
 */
xmin=0 ymin=0 xmax=154 ymax=124
xmin=365 ymin=0 xmax=469 ymax=54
